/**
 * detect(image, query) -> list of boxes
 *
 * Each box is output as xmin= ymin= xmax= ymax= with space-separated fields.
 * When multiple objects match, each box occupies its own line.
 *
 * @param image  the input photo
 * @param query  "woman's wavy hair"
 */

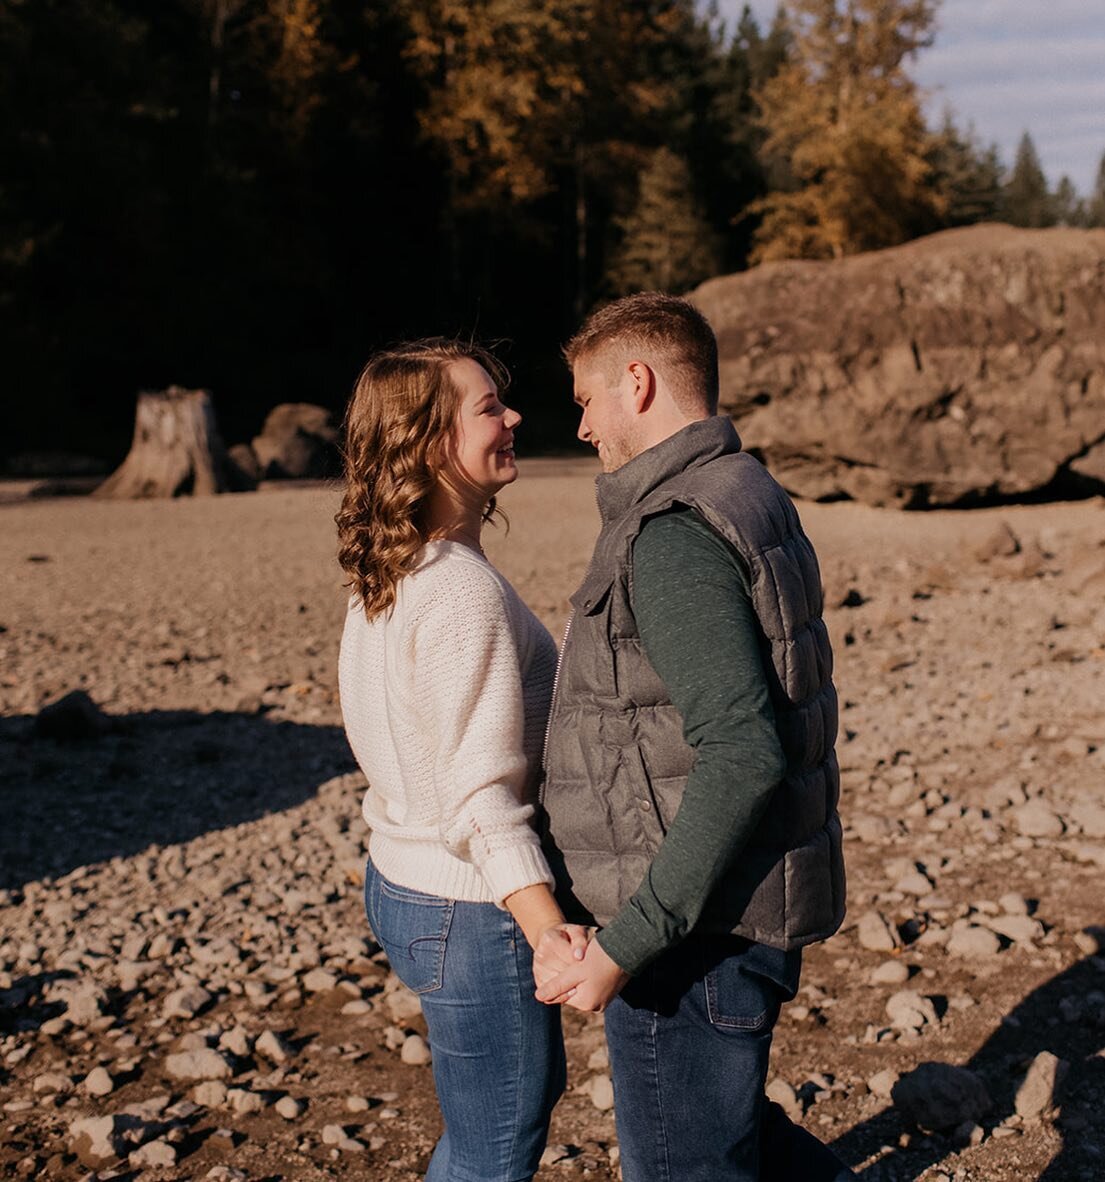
xmin=336 ymin=337 xmax=509 ymax=620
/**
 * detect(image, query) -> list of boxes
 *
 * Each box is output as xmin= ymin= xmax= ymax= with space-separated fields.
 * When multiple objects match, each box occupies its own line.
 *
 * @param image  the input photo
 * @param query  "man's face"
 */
xmin=572 ymin=358 xmax=642 ymax=473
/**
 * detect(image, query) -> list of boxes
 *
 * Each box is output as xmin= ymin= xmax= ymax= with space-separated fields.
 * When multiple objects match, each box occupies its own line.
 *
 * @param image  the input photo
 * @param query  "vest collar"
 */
xmin=595 ymin=416 xmax=742 ymax=525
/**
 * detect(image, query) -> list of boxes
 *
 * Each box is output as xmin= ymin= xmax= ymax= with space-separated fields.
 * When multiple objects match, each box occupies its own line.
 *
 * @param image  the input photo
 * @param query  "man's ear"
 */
xmin=626 ymin=361 xmax=655 ymax=415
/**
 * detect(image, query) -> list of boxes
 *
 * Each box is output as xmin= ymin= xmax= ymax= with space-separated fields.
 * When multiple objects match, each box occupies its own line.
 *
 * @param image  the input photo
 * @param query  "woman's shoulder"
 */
xmin=401 ymin=542 xmax=511 ymax=617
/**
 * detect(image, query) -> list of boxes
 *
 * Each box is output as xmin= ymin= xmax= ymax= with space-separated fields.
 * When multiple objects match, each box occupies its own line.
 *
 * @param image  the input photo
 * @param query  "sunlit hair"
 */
xmin=564 ymin=292 xmax=719 ymax=416
xmin=336 ymin=338 xmax=509 ymax=621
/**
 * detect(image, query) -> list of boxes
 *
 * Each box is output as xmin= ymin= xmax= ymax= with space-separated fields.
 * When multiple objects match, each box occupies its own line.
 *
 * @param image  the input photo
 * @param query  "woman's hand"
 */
xmin=533 ymin=923 xmax=592 ymax=989
xmin=535 ymin=937 xmax=630 ymax=1013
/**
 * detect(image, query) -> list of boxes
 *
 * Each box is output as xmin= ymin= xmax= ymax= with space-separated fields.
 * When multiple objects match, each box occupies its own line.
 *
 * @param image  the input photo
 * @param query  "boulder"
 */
xmin=692 ymin=225 xmax=1105 ymax=507
xmin=250 ymin=403 xmax=338 ymax=479
xmin=891 ymin=1062 xmax=992 ymax=1131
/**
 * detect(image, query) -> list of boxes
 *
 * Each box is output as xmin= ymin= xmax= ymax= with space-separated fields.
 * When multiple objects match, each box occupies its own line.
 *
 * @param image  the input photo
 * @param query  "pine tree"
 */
xmin=1051 ymin=175 xmax=1085 ymax=227
xmin=1001 ymin=132 xmax=1054 ymax=228
xmin=607 ymin=147 xmax=721 ymax=294
xmin=748 ymin=0 xmax=943 ymax=262
xmin=929 ymin=114 xmax=1003 ymax=227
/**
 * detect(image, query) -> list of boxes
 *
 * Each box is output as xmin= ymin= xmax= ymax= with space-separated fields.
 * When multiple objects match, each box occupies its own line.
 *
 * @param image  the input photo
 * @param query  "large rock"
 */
xmin=891 ymin=1062 xmax=992 ymax=1131
xmin=249 ymin=403 xmax=338 ymax=479
xmin=692 ymin=225 xmax=1105 ymax=507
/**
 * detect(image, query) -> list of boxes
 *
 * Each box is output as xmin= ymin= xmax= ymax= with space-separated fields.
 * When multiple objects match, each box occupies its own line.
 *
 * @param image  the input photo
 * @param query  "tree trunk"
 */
xmin=95 ymin=387 xmax=247 ymax=498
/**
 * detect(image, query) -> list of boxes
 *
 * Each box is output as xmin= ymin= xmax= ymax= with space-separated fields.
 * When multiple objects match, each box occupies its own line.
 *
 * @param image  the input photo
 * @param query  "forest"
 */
xmin=3 ymin=0 xmax=1104 ymax=464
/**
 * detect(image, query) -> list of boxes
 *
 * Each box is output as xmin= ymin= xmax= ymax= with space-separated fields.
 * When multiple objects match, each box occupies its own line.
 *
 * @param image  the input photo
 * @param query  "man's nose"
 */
xmin=505 ymin=406 xmax=522 ymax=430
xmin=577 ymin=414 xmax=590 ymax=442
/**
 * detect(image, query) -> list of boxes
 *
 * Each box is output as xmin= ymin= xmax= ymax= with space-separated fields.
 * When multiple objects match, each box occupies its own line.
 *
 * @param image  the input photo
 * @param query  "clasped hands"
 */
xmin=532 ymin=924 xmax=630 ymax=1013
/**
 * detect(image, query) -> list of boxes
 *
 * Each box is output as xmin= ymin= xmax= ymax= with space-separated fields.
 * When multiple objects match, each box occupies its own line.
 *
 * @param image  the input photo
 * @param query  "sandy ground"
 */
xmin=2 ymin=460 xmax=1105 ymax=1181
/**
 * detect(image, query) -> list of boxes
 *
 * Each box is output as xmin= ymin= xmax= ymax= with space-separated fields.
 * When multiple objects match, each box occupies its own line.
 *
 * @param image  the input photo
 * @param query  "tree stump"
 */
xmin=95 ymin=387 xmax=251 ymax=498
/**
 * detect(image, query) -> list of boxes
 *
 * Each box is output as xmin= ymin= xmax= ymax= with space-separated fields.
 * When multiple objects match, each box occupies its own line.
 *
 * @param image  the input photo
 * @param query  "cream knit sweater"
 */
xmin=338 ymin=540 xmax=558 ymax=906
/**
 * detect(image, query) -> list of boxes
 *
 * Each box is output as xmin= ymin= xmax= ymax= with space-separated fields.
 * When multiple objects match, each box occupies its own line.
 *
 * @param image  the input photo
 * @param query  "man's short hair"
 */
xmin=564 ymin=292 xmax=720 ymax=416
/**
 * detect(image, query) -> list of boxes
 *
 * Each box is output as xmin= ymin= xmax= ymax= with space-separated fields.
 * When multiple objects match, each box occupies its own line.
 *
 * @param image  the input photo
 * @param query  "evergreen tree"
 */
xmin=1085 ymin=151 xmax=1105 ymax=228
xmin=749 ymin=0 xmax=943 ymax=262
xmin=928 ymin=114 xmax=1003 ymax=227
xmin=1051 ymin=175 xmax=1085 ymax=227
xmin=1001 ymin=132 xmax=1054 ymax=228
xmin=607 ymin=147 xmax=721 ymax=294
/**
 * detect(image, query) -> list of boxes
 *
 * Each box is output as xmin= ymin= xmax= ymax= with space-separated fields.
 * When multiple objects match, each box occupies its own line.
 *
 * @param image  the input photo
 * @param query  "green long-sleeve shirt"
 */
xmin=595 ymin=507 xmax=787 ymax=976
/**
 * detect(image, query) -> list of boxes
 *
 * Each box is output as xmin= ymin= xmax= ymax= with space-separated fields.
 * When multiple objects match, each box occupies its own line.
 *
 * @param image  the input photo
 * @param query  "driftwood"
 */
xmin=95 ymin=387 xmax=252 ymax=498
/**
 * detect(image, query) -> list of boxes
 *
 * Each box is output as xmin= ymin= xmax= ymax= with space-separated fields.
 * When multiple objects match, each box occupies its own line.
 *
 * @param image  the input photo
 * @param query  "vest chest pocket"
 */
xmin=567 ymin=575 xmax=619 ymax=698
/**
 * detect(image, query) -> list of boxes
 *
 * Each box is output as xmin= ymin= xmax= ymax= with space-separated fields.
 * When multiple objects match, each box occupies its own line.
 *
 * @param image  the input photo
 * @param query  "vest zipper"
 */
xmin=539 ymin=609 xmax=575 ymax=801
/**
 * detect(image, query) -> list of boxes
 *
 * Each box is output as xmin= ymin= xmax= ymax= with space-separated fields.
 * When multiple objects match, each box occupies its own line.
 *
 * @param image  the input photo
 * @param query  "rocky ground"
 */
xmin=1 ymin=461 xmax=1104 ymax=1181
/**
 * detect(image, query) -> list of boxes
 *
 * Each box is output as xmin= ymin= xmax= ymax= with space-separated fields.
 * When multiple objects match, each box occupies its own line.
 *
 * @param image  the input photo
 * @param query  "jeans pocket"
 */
xmin=370 ymin=873 xmax=454 ymax=995
xmin=703 ymin=958 xmax=781 ymax=1034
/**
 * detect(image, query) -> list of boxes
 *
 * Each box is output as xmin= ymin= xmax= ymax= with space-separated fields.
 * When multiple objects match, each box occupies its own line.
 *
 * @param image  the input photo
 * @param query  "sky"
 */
xmin=720 ymin=0 xmax=1105 ymax=196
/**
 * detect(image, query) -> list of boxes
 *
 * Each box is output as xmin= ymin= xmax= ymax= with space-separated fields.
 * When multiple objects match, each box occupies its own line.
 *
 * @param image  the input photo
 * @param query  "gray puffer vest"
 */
xmin=540 ymin=417 xmax=845 ymax=949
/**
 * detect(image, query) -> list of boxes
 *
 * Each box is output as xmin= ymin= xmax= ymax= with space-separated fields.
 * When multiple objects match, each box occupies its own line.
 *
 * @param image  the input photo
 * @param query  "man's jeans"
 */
xmin=364 ymin=859 xmax=565 ymax=1182
xmin=604 ymin=936 xmax=857 ymax=1182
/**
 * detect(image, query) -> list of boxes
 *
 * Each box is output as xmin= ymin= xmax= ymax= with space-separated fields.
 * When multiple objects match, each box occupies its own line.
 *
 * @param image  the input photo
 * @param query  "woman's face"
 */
xmin=443 ymin=358 xmax=521 ymax=499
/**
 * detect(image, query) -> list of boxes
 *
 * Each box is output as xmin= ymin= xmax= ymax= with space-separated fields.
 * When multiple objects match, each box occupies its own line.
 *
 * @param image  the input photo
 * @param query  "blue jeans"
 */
xmin=604 ymin=936 xmax=857 ymax=1182
xmin=363 ymin=858 xmax=565 ymax=1181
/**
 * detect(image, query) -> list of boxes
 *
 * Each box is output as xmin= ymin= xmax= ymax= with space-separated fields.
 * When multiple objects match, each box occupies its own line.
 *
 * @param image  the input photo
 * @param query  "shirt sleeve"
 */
xmin=596 ymin=509 xmax=787 ymax=976
xmin=409 ymin=566 xmax=553 ymax=905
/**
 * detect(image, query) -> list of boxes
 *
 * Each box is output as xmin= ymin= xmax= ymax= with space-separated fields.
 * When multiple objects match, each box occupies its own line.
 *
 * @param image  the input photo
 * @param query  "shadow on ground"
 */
xmin=831 ymin=955 xmax=1105 ymax=1180
xmin=0 ymin=709 xmax=356 ymax=890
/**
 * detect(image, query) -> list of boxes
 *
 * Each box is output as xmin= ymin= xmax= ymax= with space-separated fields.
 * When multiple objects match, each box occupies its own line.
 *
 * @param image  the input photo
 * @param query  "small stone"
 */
xmin=998 ymin=892 xmax=1030 ymax=915
xmin=1074 ymin=926 xmax=1105 ymax=956
xmin=1014 ymin=1051 xmax=1068 ymax=1118
xmin=973 ymin=521 xmax=1020 ymax=562
xmin=33 ymin=1072 xmax=73 ymax=1095
xmin=193 ymin=1080 xmax=229 ymax=1107
xmin=946 ymin=925 xmax=1002 ymax=959
xmin=857 ymin=911 xmax=900 ymax=952
xmin=83 ymin=1066 xmax=114 ymax=1097
xmin=1012 ymin=803 xmax=1064 ymax=839
xmin=303 ymin=968 xmax=339 ymax=993
xmin=870 ymin=960 xmax=910 ymax=986
xmin=1069 ymin=801 xmax=1105 ymax=838
xmin=275 ymin=1095 xmax=306 ymax=1119
xmin=952 ymin=1120 xmax=985 ymax=1148
xmin=218 ymin=1025 xmax=252 ymax=1057
xmin=894 ymin=871 xmax=933 ymax=896
xmin=867 ymin=1069 xmax=899 ymax=1099
xmin=129 ymin=1139 xmax=178 ymax=1168
xmin=322 ymin=1123 xmax=347 ymax=1145
xmin=227 ymin=1087 xmax=265 ymax=1114
xmin=63 ymin=984 xmax=108 ymax=1026
xmin=338 ymin=1136 xmax=365 ymax=1153
xmin=341 ymin=999 xmax=372 ymax=1015
xmin=540 ymin=1144 xmax=573 ymax=1166
xmin=69 ymin=1115 xmax=123 ymax=1168
xmin=346 ymin=1096 xmax=370 ymax=1112
xmin=587 ymin=1073 xmax=615 ymax=1111
xmin=400 ymin=1033 xmax=431 ymax=1065
xmin=765 ymin=1078 xmax=803 ymax=1121
xmin=383 ymin=980 xmax=423 ymax=1023
xmin=986 ymin=914 xmax=1044 ymax=944
xmin=206 ymin=1168 xmax=248 ymax=1181
xmin=255 ymin=1029 xmax=293 ymax=1063
xmin=163 ymin=985 xmax=214 ymax=1019
xmin=165 ymin=1049 xmax=233 ymax=1082
xmin=886 ymin=990 xmax=939 ymax=1031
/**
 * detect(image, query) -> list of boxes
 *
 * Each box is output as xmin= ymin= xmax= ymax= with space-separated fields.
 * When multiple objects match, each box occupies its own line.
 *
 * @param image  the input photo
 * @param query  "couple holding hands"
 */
xmin=336 ymin=293 xmax=855 ymax=1181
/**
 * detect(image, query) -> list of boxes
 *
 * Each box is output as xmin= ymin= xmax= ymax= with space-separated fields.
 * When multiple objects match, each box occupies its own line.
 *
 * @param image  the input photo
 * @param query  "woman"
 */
xmin=335 ymin=338 xmax=583 ymax=1181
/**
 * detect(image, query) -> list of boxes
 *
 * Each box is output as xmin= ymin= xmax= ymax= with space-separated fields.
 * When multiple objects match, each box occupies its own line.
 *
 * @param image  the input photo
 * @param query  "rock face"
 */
xmin=692 ymin=224 xmax=1105 ymax=507
xmin=249 ymin=404 xmax=339 ymax=480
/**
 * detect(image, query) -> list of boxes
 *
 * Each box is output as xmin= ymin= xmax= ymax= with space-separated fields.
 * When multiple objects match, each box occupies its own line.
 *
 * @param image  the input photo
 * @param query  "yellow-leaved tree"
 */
xmin=750 ymin=0 xmax=944 ymax=262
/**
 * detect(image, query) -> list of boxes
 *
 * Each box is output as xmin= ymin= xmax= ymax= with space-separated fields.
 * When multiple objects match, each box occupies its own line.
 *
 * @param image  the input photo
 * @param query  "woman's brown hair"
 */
xmin=335 ymin=338 xmax=508 ymax=620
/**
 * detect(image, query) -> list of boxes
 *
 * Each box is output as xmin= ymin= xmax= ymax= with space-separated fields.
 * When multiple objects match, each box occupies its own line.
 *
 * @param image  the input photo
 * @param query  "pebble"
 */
xmin=275 ymin=1095 xmax=306 ymax=1119
xmin=886 ymin=990 xmax=939 ymax=1032
xmin=164 ymin=1048 xmax=233 ymax=1082
xmin=83 ymin=1066 xmax=114 ymax=1097
xmin=255 ymin=1029 xmax=293 ymax=1063
xmin=1015 ymin=1051 xmax=1068 ymax=1118
xmin=129 ymin=1139 xmax=178 ymax=1168
xmin=857 ymin=911 xmax=900 ymax=952
xmin=69 ymin=1115 xmax=122 ymax=1168
xmin=193 ymin=1080 xmax=229 ymax=1107
xmin=1012 ymin=802 xmax=1065 ymax=839
xmin=867 ymin=1069 xmax=899 ymax=1098
xmin=985 ymin=914 xmax=1044 ymax=944
xmin=870 ymin=960 xmax=910 ymax=985
xmin=400 ymin=1033 xmax=432 ymax=1065
xmin=322 ymin=1123 xmax=347 ymax=1145
xmin=587 ymin=1073 xmax=615 ymax=1111
xmin=765 ymin=1078 xmax=802 ymax=1121
xmin=227 ymin=1087 xmax=265 ymax=1114
xmin=540 ymin=1144 xmax=574 ymax=1166
xmin=163 ymin=985 xmax=214 ymax=1019
xmin=946 ymin=925 xmax=1002 ymax=959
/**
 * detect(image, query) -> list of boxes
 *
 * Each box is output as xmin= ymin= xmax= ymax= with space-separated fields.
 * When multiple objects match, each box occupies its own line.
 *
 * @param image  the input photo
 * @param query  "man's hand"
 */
xmin=535 ymin=937 xmax=630 ymax=1012
xmin=533 ymin=923 xmax=592 ymax=989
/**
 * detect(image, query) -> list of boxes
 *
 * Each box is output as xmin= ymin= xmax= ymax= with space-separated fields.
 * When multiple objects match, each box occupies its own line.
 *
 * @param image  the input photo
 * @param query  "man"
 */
xmin=536 ymin=293 xmax=854 ymax=1181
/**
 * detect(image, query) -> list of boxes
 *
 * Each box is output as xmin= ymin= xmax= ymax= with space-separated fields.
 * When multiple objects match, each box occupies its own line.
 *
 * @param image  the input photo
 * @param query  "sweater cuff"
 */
xmin=478 ymin=839 xmax=554 ymax=908
xmin=596 ymin=902 xmax=673 ymax=978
